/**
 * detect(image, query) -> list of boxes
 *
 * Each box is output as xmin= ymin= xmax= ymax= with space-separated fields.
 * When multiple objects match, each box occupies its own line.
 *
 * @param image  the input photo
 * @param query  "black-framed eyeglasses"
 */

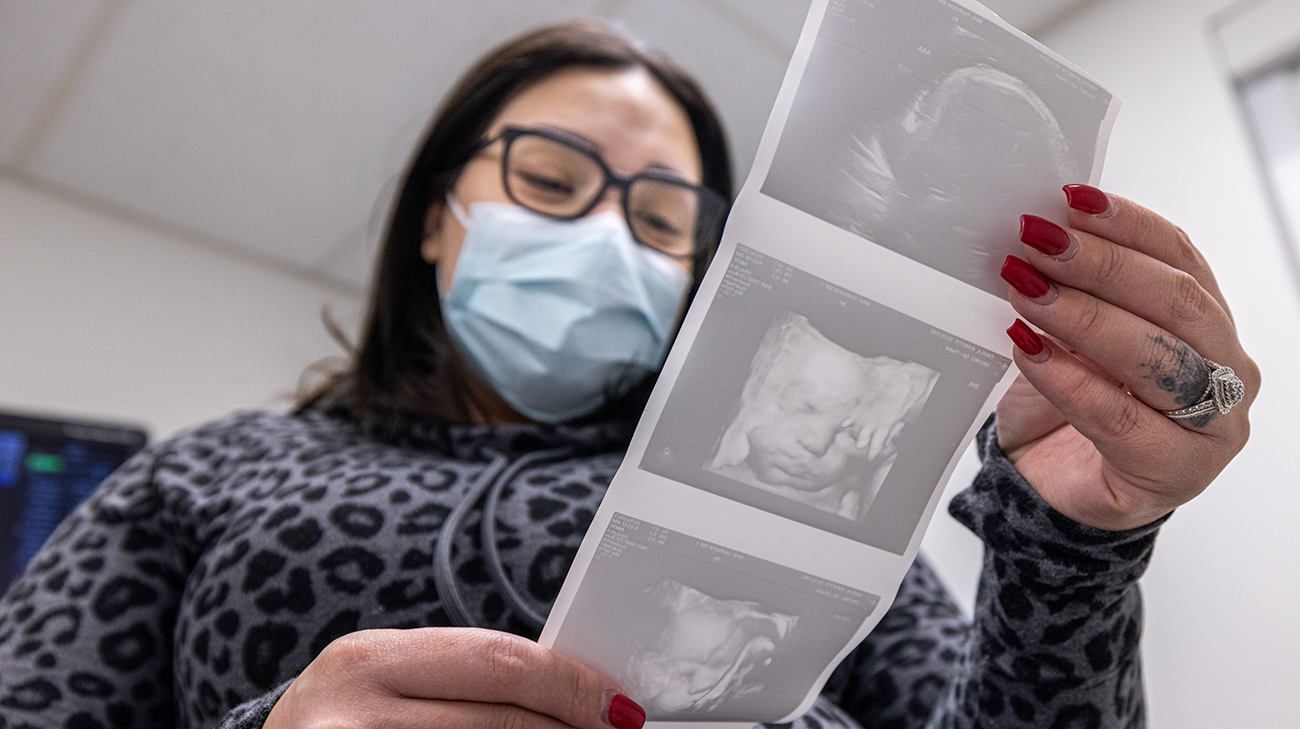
xmin=476 ymin=126 xmax=726 ymax=259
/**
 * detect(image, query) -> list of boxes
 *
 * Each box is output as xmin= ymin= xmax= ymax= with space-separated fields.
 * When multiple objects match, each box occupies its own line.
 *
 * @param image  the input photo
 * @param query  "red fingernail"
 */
xmin=1001 ymin=256 xmax=1056 ymax=302
xmin=1063 ymin=184 xmax=1113 ymax=216
xmin=1006 ymin=319 xmax=1048 ymax=361
xmin=1020 ymin=214 xmax=1075 ymax=259
xmin=608 ymin=694 xmax=646 ymax=729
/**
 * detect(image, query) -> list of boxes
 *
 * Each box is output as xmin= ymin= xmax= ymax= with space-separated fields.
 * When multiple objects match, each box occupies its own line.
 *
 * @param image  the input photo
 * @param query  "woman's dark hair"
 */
xmin=299 ymin=19 xmax=733 ymax=424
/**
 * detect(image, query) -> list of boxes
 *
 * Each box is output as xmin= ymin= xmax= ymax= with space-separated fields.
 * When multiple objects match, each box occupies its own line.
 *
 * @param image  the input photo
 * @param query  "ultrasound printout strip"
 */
xmin=540 ymin=1 xmax=1119 ymax=724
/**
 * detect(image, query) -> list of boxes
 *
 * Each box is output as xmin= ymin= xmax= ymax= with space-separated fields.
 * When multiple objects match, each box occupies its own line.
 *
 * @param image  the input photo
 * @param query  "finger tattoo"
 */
xmin=1142 ymin=335 xmax=1211 ymax=407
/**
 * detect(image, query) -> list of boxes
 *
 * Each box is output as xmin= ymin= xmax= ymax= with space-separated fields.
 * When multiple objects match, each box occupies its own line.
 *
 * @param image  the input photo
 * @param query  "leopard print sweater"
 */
xmin=0 ymin=410 xmax=1163 ymax=729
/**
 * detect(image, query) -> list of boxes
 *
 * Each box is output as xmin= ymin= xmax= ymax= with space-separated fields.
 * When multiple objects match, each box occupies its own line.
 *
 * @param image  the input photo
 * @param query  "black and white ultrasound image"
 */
xmin=642 ymin=245 xmax=1008 ymax=554
xmin=762 ymin=0 xmax=1111 ymax=297
xmin=706 ymin=310 xmax=937 ymax=521
xmin=552 ymin=514 xmax=879 ymax=722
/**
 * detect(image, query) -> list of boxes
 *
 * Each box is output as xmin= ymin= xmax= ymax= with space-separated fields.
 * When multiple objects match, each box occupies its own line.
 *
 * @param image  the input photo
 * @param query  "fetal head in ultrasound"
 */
xmin=707 ymin=311 xmax=938 ymax=520
xmin=624 ymin=579 xmax=798 ymax=714
xmin=640 ymin=246 xmax=1008 ymax=552
xmin=551 ymin=515 xmax=880 ymax=721
xmin=830 ymin=65 xmax=1082 ymax=295
xmin=762 ymin=0 xmax=1111 ymax=297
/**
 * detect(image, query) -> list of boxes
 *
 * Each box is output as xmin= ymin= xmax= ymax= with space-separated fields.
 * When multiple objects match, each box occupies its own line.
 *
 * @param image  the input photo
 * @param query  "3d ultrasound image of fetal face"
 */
xmin=708 ymin=311 xmax=937 ymax=520
xmin=624 ymin=580 xmax=798 ymax=716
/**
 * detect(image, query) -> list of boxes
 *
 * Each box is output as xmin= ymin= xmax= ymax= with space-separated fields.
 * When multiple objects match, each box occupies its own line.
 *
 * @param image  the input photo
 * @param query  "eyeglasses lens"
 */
xmin=503 ymin=133 xmax=707 ymax=258
xmin=504 ymin=135 xmax=604 ymax=218
xmin=628 ymin=178 xmax=700 ymax=258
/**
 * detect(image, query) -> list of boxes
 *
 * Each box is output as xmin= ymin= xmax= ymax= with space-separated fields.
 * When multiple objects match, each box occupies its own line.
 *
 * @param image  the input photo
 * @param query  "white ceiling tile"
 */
xmin=0 ymin=0 xmax=109 ymax=163
xmin=23 ymin=0 xmax=607 ymax=273
xmin=318 ymin=228 xmax=378 ymax=292
xmin=11 ymin=0 xmax=1091 ymax=288
xmin=706 ymin=0 xmax=813 ymax=56
xmin=981 ymin=0 xmax=1091 ymax=35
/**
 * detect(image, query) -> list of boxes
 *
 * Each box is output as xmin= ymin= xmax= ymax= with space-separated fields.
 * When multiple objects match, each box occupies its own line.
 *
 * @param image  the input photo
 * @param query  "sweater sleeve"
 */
xmin=210 ymin=680 xmax=291 ymax=729
xmin=0 ymin=417 xmax=248 ymax=729
xmin=807 ymin=418 xmax=1163 ymax=729
xmin=924 ymin=419 xmax=1165 ymax=728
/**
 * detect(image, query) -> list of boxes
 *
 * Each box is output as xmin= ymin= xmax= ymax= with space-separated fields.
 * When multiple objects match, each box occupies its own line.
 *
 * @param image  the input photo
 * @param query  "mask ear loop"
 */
xmin=445 ymin=190 xmax=472 ymax=228
xmin=434 ymin=191 xmax=473 ymax=301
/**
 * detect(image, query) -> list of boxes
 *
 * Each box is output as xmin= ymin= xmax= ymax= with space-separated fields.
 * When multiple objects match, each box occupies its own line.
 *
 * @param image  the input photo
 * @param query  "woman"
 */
xmin=0 ymin=19 xmax=1256 ymax=729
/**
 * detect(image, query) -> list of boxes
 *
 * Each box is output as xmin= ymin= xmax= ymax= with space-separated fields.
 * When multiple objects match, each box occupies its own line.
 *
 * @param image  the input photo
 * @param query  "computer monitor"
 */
xmin=0 ymin=411 xmax=148 ymax=589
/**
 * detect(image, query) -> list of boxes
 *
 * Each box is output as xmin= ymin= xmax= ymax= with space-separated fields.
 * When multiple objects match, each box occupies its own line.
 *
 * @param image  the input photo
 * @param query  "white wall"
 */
xmin=1024 ymin=1 xmax=1297 ymax=726
xmin=0 ymin=175 xmax=364 ymax=439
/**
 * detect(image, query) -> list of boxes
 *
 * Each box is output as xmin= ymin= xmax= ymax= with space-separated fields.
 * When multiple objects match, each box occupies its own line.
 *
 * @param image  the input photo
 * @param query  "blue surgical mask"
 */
xmin=439 ymin=195 xmax=690 ymax=423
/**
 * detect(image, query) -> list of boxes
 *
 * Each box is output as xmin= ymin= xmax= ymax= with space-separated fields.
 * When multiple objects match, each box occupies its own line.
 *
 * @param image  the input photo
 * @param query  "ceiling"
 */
xmin=0 ymin=0 xmax=1092 ymax=293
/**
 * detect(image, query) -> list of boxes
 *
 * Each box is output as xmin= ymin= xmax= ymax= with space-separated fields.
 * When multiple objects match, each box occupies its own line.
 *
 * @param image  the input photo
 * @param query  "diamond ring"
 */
xmin=1161 ymin=358 xmax=1245 ymax=421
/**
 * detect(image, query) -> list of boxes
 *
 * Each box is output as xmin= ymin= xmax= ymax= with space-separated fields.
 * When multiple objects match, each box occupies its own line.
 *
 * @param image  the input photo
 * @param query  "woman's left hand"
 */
xmin=995 ymin=186 xmax=1259 ymax=531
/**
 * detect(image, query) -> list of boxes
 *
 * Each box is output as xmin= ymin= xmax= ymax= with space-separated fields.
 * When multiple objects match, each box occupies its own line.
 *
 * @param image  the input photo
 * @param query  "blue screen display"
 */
xmin=0 ymin=414 xmax=146 ymax=589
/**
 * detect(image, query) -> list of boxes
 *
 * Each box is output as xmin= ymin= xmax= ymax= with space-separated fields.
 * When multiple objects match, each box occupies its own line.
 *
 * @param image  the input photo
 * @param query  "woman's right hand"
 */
xmin=263 ymin=627 xmax=646 ymax=729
